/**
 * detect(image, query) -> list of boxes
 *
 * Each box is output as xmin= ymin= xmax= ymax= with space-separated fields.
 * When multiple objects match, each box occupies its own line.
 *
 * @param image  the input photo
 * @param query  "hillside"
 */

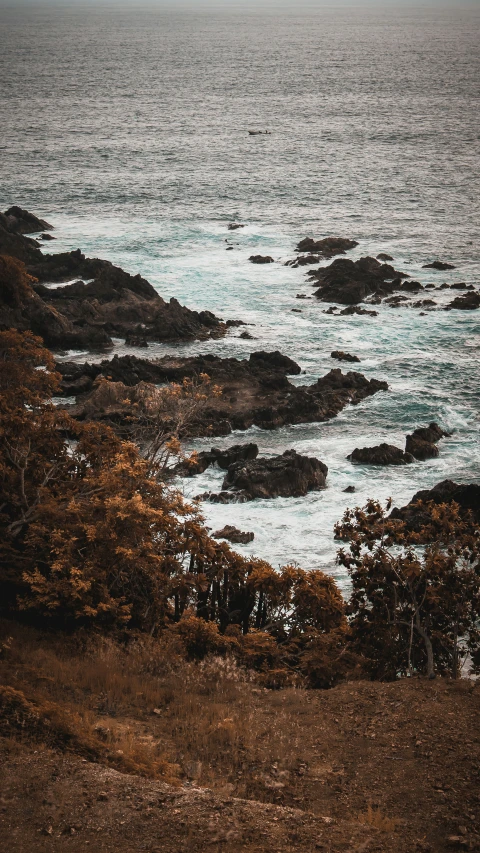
xmin=0 ymin=624 xmax=479 ymax=853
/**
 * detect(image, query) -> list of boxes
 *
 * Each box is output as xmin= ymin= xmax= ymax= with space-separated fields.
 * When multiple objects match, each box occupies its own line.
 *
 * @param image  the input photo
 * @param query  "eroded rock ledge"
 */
xmin=0 ymin=209 xmax=227 ymax=350
xmin=57 ymin=352 xmax=388 ymax=437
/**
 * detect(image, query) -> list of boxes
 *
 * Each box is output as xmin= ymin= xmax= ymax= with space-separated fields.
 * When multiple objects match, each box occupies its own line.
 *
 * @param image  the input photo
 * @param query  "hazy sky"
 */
xmin=3 ymin=0 xmax=477 ymax=7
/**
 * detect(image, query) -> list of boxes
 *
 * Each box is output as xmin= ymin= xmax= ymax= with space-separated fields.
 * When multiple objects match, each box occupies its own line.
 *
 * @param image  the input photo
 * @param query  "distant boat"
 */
xmin=248 ymin=130 xmax=271 ymax=136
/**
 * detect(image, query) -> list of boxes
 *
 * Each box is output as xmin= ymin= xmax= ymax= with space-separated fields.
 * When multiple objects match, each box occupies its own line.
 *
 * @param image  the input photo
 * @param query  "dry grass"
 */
xmin=0 ymin=620 xmax=310 ymax=797
xmin=358 ymin=805 xmax=400 ymax=832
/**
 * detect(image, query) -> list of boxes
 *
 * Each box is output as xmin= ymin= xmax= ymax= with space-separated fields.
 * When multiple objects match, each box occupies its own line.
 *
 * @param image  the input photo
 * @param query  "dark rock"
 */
xmin=310 ymin=256 xmax=407 ymax=305
xmin=343 ymin=485 xmax=356 ymax=493
xmin=296 ymin=237 xmax=358 ymax=258
xmin=58 ymin=354 xmax=387 ymax=438
xmin=175 ymin=451 xmax=218 ymax=477
xmin=226 ymin=319 xmax=247 ymax=327
xmin=405 ymin=422 xmax=449 ymax=461
xmin=383 ymin=295 xmax=408 ymax=305
xmin=331 ymin=350 xmax=360 ymax=363
xmin=296 ymin=294 xmax=309 ymax=299
xmin=239 ymin=331 xmax=254 ymax=339
xmin=248 ymin=130 xmax=271 ymax=135
xmin=450 ymin=282 xmax=468 ymax=290
xmin=348 ymin=443 xmax=414 ymax=465
xmin=285 ymin=254 xmax=321 ymax=268
xmin=423 ymin=261 xmax=456 ymax=270
xmin=222 ymin=449 xmax=328 ymax=500
xmin=40 ymin=233 xmax=56 ymax=241
xmin=212 ymin=525 xmax=254 ymax=544
xmin=390 ymin=480 xmax=480 ymax=531
xmin=195 ymin=491 xmax=249 ymax=504
xmin=248 ymin=350 xmax=301 ymax=375
xmin=447 ymin=292 xmax=480 ymax=310
xmin=376 ymin=253 xmax=394 ymax=261
xmin=0 ymin=212 xmax=44 ymax=265
xmin=2 ymin=246 xmax=226 ymax=350
xmin=400 ymin=280 xmax=423 ymax=292
xmin=226 ymin=246 xmax=234 ymax=251
xmin=213 ymin=443 xmax=259 ymax=470
xmin=227 ymin=223 xmax=245 ymax=230
xmin=291 ymin=308 xmax=302 ymax=313
xmin=425 ymin=283 xmax=436 ymax=289
xmin=340 ymin=305 xmax=378 ymax=317
xmin=3 ymin=206 xmax=53 ymax=234
xmin=249 ymin=255 xmax=274 ymax=264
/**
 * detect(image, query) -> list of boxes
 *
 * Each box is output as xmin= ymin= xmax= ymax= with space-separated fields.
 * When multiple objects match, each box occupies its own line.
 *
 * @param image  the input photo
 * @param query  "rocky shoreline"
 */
xmin=1 ymin=206 xmax=477 ymax=534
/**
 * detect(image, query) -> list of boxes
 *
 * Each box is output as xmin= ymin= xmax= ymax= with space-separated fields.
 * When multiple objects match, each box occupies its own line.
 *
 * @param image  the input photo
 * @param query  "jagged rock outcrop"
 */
xmin=212 ymin=525 xmax=254 ymax=544
xmin=57 ymin=354 xmax=388 ymax=438
xmin=310 ymin=256 xmax=408 ymax=305
xmin=348 ymin=443 xmax=414 ymax=465
xmin=405 ymin=423 xmax=449 ymax=460
xmin=3 ymin=206 xmax=53 ymax=234
xmin=220 ymin=449 xmax=328 ymax=500
xmin=0 ymin=222 xmax=227 ymax=349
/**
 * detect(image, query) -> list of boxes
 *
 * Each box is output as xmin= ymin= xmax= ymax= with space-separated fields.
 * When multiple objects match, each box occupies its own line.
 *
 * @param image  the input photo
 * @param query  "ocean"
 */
xmin=1 ymin=3 xmax=479 ymax=589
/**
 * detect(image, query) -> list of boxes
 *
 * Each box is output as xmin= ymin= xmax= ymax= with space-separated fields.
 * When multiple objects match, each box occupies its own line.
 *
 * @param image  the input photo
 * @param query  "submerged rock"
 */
xmin=348 ymin=443 xmax=414 ymax=465
xmin=227 ymin=223 xmax=245 ymax=230
xmin=221 ymin=449 xmax=328 ymax=500
xmin=339 ymin=305 xmax=378 ymax=317
xmin=249 ymin=255 xmax=274 ymax=264
xmin=423 ymin=260 xmax=456 ymax=270
xmin=376 ymin=253 xmax=394 ymax=261
xmin=331 ymin=350 xmax=360 ymax=363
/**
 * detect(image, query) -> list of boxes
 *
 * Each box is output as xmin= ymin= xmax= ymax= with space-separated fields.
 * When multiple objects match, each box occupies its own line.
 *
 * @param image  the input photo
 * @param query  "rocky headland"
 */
xmin=0 ymin=210 xmax=227 ymax=350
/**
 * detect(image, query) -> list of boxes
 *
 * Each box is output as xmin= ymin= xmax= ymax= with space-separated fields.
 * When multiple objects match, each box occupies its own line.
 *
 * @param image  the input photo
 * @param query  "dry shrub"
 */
xmin=358 ymin=805 xmax=399 ymax=832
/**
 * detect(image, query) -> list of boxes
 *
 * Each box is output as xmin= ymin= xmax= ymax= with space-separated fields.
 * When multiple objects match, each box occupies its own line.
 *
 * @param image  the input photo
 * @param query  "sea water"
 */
xmin=1 ymin=4 xmax=479 ymax=589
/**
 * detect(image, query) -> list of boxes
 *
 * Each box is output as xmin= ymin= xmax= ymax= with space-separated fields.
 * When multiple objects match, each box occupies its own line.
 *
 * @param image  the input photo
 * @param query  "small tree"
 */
xmin=336 ymin=500 xmax=480 ymax=680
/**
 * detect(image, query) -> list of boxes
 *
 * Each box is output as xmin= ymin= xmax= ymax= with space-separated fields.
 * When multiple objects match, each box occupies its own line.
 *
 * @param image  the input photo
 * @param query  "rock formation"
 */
xmin=212 ymin=526 xmax=254 ymax=544
xmin=208 ymin=449 xmax=328 ymax=501
xmin=348 ymin=443 xmax=414 ymax=465
xmin=309 ymin=256 xmax=408 ymax=305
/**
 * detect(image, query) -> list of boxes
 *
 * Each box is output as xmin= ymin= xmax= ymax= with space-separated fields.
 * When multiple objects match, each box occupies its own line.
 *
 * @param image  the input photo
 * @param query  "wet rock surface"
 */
xmin=249 ymin=255 xmax=274 ymax=264
xmin=423 ymin=260 xmax=456 ymax=270
xmin=58 ymin=354 xmax=388 ymax=438
xmin=295 ymin=236 xmax=358 ymax=257
xmin=309 ymin=256 xmax=408 ymax=305
xmin=3 ymin=205 xmax=53 ymax=234
xmin=331 ymin=350 xmax=360 ymax=363
xmin=348 ymin=443 xmax=414 ymax=465
xmin=447 ymin=292 xmax=480 ymax=310
xmin=405 ymin=422 xmax=449 ymax=460
xmin=217 ymin=449 xmax=328 ymax=500
xmin=0 ymin=218 xmax=228 ymax=349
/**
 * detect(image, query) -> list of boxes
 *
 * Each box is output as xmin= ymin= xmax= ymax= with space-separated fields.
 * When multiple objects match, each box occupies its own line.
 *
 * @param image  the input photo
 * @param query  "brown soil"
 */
xmin=0 ymin=627 xmax=478 ymax=853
